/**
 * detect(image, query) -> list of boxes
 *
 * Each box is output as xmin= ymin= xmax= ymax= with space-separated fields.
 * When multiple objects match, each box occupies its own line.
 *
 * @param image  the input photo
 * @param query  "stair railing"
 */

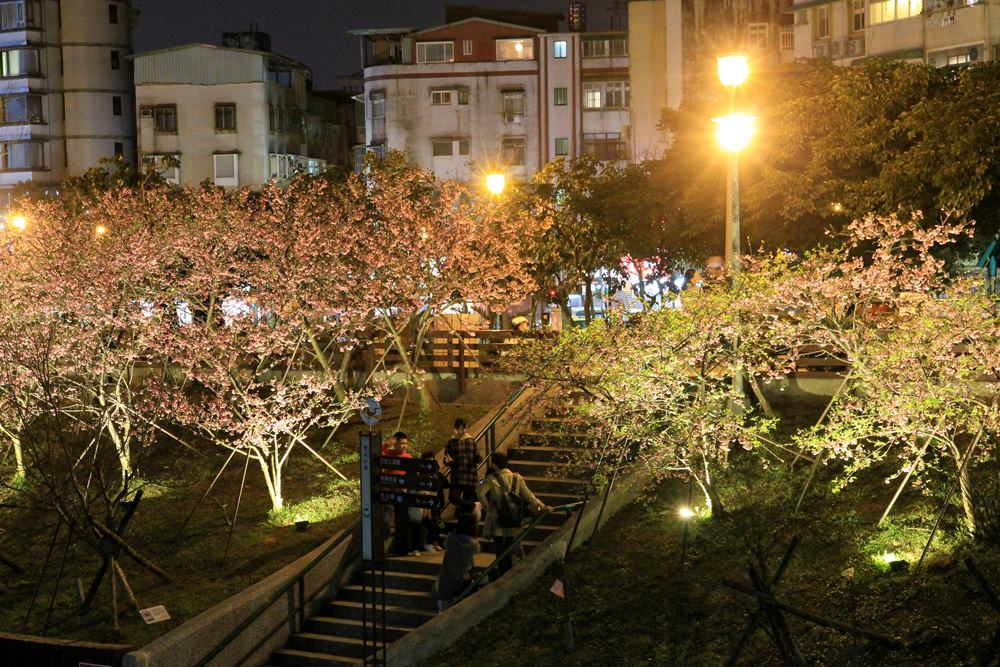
xmin=454 ymin=500 xmax=584 ymax=603
xmin=194 ymin=518 xmax=361 ymax=667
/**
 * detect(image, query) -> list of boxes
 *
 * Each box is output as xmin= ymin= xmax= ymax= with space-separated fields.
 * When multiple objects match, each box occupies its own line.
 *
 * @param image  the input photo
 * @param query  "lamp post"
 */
xmin=714 ymin=54 xmax=753 ymax=274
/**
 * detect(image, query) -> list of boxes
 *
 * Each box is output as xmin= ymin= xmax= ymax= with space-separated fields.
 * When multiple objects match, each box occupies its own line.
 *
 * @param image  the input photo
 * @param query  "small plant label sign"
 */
xmin=140 ymin=605 xmax=171 ymax=624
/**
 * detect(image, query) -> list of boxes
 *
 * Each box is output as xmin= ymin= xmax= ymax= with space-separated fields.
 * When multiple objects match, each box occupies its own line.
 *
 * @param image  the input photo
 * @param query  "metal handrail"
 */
xmin=455 ymin=501 xmax=584 ymax=602
xmin=195 ymin=518 xmax=361 ymax=667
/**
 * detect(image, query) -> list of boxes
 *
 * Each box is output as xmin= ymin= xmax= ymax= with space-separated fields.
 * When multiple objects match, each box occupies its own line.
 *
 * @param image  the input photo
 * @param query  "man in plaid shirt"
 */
xmin=445 ymin=418 xmax=480 ymax=514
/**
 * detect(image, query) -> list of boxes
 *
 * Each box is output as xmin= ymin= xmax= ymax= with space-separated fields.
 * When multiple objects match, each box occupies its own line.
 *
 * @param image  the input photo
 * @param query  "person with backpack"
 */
xmin=477 ymin=450 xmax=550 ymax=577
xmin=444 ymin=418 xmax=480 ymax=514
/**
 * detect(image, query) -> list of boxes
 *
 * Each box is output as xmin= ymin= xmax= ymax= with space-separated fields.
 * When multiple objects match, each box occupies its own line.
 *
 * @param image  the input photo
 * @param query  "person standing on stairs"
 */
xmin=433 ymin=514 xmax=480 ymax=611
xmin=444 ymin=418 xmax=480 ymax=516
xmin=384 ymin=431 xmax=417 ymax=556
xmin=478 ymin=451 xmax=550 ymax=577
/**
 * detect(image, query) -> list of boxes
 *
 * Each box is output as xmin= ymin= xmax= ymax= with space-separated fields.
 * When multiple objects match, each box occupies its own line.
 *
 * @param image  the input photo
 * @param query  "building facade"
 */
xmin=0 ymin=0 xmax=135 ymax=199
xmin=133 ymin=33 xmax=354 ymax=188
xmin=352 ymin=10 xmax=631 ymax=180
xmin=793 ymin=0 xmax=1000 ymax=68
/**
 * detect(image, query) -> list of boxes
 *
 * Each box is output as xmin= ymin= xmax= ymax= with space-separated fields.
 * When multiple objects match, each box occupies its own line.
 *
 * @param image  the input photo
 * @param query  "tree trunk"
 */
xmin=257 ymin=454 xmax=283 ymax=513
xmin=957 ymin=451 xmax=976 ymax=535
xmin=584 ymin=278 xmax=593 ymax=324
xmin=11 ymin=434 xmax=24 ymax=482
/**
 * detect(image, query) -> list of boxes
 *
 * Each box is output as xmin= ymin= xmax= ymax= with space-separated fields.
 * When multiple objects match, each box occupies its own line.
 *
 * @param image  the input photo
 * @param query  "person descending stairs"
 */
xmin=264 ymin=401 xmax=595 ymax=667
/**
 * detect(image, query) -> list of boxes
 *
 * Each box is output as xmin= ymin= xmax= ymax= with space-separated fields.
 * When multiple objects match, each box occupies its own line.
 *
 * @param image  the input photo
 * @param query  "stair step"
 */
xmin=339 ymin=585 xmax=438 ymax=611
xmin=289 ymin=632 xmax=384 ymax=660
xmin=477 ymin=536 xmax=544 ymax=554
xmin=304 ymin=616 xmax=411 ymax=642
xmin=357 ymin=570 xmax=436 ymax=592
xmin=508 ymin=459 xmax=593 ymax=479
xmin=382 ymin=556 xmax=442 ymax=576
xmin=519 ymin=475 xmax=587 ymax=494
xmin=535 ymin=490 xmax=586 ymax=507
xmin=271 ymin=647 xmax=364 ymax=667
xmin=321 ymin=600 xmax=435 ymax=627
xmin=529 ymin=418 xmax=589 ymax=434
xmin=519 ymin=432 xmax=591 ymax=447
xmin=508 ymin=445 xmax=589 ymax=463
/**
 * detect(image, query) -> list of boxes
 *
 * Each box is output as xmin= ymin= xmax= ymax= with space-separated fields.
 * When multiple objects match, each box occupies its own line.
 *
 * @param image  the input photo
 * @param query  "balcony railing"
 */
xmin=814 ymin=36 xmax=865 ymax=59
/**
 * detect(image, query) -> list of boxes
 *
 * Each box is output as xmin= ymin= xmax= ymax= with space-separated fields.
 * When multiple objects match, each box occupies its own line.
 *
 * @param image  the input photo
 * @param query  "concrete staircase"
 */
xmin=264 ymin=410 xmax=594 ymax=667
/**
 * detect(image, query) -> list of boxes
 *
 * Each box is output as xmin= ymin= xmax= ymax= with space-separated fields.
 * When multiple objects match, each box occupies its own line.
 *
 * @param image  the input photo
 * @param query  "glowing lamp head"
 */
xmin=486 ymin=172 xmax=506 ymax=195
xmin=8 ymin=214 xmax=26 ymax=231
xmin=678 ymin=507 xmax=696 ymax=520
xmin=514 ymin=41 xmax=524 ymax=53
xmin=95 ymin=224 xmax=107 ymax=236
xmin=713 ymin=113 xmax=756 ymax=153
xmin=717 ymin=54 xmax=749 ymax=88
xmin=881 ymin=551 xmax=898 ymax=564
xmin=832 ymin=202 xmax=844 ymax=213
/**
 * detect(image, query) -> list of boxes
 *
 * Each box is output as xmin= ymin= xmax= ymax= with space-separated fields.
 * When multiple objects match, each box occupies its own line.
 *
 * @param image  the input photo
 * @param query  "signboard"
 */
xmin=359 ymin=431 xmax=382 ymax=562
xmin=378 ymin=490 xmax=438 ymax=509
xmin=139 ymin=605 xmax=171 ymax=624
xmin=378 ymin=472 xmax=441 ymax=492
xmin=376 ymin=456 xmax=438 ymax=474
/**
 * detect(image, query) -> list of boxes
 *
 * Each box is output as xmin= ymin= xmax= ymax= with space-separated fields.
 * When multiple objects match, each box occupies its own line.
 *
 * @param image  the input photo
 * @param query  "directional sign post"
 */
xmin=359 ymin=431 xmax=383 ymax=562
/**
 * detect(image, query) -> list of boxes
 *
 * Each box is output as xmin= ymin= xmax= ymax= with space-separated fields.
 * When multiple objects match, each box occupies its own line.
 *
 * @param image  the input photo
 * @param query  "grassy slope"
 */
xmin=424 ymin=413 xmax=998 ymax=666
xmin=0 ymin=401 xmax=489 ymax=646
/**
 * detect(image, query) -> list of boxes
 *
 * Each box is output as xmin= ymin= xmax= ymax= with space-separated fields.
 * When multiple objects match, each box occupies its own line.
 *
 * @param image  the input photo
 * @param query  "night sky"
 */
xmin=131 ymin=0 xmax=614 ymax=89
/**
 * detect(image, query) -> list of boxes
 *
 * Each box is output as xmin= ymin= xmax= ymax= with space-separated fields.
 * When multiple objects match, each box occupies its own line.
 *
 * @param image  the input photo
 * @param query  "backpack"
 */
xmin=493 ymin=472 xmax=525 ymax=528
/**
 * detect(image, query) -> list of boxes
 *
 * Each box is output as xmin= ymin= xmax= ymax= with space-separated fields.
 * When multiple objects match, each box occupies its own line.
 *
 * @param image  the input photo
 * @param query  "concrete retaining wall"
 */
xmin=385 ymin=467 xmax=651 ymax=667
xmin=122 ymin=526 xmax=361 ymax=667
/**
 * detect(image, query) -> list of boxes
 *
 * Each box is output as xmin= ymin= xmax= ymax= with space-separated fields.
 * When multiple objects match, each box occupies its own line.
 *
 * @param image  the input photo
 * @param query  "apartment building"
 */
xmin=793 ymin=0 xmax=999 ymax=67
xmin=0 ymin=0 xmax=135 ymax=199
xmin=352 ymin=6 xmax=630 ymax=180
xmin=133 ymin=31 xmax=353 ymax=188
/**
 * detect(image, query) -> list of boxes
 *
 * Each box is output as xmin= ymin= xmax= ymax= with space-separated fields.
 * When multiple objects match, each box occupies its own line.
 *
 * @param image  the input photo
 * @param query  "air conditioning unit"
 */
xmin=829 ymin=41 xmax=842 ymax=58
xmin=848 ymin=37 xmax=865 ymax=57
xmin=504 ymin=112 xmax=523 ymax=124
xmin=813 ymin=43 xmax=829 ymax=58
xmin=139 ymin=107 xmax=153 ymax=118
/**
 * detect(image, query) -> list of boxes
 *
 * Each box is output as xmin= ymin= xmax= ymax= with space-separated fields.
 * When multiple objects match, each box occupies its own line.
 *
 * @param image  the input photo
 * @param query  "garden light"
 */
xmin=95 ymin=225 xmax=107 ymax=236
xmin=8 ymin=214 xmax=26 ymax=231
xmin=880 ymin=551 xmax=898 ymax=564
xmin=486 ymin=172 xmax=506 ymax=195
xmin=717 ymin=54 xmax=749 ymax=89
xmin=713 ymin=114 xmax=756 ymax=154
xmin=678 ymin=506 xmax=696 ymax=520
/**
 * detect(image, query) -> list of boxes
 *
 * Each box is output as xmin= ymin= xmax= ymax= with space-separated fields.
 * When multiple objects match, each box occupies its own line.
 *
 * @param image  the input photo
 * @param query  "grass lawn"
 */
xmin=0 ymin=400 xmax=491 ymax=646
xmin=423 ymin=400 xmax=998 ymax=666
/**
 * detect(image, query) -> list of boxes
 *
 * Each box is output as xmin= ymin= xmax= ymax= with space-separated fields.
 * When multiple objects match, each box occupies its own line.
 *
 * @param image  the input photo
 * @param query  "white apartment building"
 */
xmin=352 ymin=11 xmax=631 ymax=181
xmin=133 ymin=36 xmax=344 ymax=188
xmin=794 ymin=0 xmax=999 ymax=67
xmin=0 ymin=0 xmax=135 ymax=198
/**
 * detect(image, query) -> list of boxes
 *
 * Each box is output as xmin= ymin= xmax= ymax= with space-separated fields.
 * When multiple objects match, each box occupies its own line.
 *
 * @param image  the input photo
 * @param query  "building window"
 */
xmin=213 ymin=153 xmax=238 ymax=187
xmin=462 ymin=39 xmax=473 ymax=56
xmin=457 ymin=87 xmax=469 ymax=105
xmin=853 ymin=0 xmax=866 ymax=30
xmin=583 ymin=80 xmax=629 ymax=110
xmin=114 ymin=141 xmax=124 ymax=158
xmin=0 ymin=1 xmax=40 ymax=30
xmin=496 ymin=38 xmax=533 ymax=61
xmin=747 ymin=23 xmax=769 ymax=50
xmin=502 ymin=137 xmax=525 ymax=166
xmin=502 ymin=90 xmax=525 ymax=122
xmin=111 ymin=49 xmax=120 ymax=70
xmin=947 ymin=53 xmax=971 ymax=66
xmin=109 ymin=3 xmax=118 ymax=24
xmin=153 ymin=105 xmax=176 ymax=133
xmin=416 ymin=41 xmax=454 ymax=63
xmin=268 ymin=68 xmax=293 ymax=87
xmin=582 ymin=37 xmax=628 ymax=58
xmin=869 ymin=0 xmax=922 ymax=24
xmin=0 ymin=141 xmax=44 ymax=170
xmin=215 ymin=103 xmax=236 ymax=131
xmin=553 ymin=40 xmax=567 ymax=58
xmin=0 ymin=94 xmax=42 ymax=123
xmin=269 ymin=153 xmax=295 ymax=179
xmin=815 ymin=6 xmax=831 ymax=38
xmin=780 ymin=26 xmax=795 ymax=50
xmin=369 ymin=91 xmax=385 ymax=119
xmin=431 ymin=89 xmax=452 ymax=106
xmin=582 ymin=132 xmax=625 ymax=161
xmin=112 ymin=95 xmax=121 ymax=116
xmin=144 ymin=154 xmax=179 ymax=184
xmin=553 ymin=87 xmax=568 ymax=106
xmin=554 ymin=137 xmax=569 ymax=156
xmin=458 ymin=139 xmax=470 ymax=155
xmin=0 ymin=48 xmax=40 ymax=77
xmin=431 ymin=139 xmax=453 ymax=156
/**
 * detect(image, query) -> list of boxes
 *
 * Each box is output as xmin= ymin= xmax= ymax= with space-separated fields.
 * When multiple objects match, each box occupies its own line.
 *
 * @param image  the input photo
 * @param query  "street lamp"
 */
xmin=715 ymin=53 xmax=751 ymax=274
xmin=485 ymin=172 xmax=506 ymax=196
xmin=7 ymin=214 xmax=26 ymax=231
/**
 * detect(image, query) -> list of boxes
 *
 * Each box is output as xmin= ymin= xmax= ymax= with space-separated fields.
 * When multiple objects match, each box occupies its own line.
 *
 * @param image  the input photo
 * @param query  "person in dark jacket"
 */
xmin=477 ymin=451 xmax=549 ymax=577
xmin=433 ymin=514 xmax=481 ymax=611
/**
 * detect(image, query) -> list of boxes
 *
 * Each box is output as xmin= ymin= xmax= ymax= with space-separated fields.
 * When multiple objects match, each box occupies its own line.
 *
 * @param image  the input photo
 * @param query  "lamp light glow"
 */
xmin=678 ymin=507 xmax=696 ymax=520
xmin=486 ymin=172 xmax=506 ymax=195
xmin=95 ymin=224 xmax=107 ymax=236
xmin=9 ymin=214 xmax=26 ymax=231
xmin=717 ymin=54 xmax=749 ymax=88
xmin=713 ymin=113 xmax=756 ymax=153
